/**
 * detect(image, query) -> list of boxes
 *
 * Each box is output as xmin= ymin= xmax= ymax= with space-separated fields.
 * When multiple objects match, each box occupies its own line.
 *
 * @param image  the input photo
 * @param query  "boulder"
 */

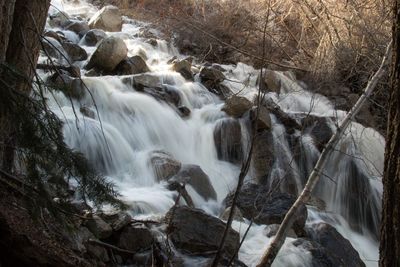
xmin=166 ymin=206 xmax=240 ymax=257
xmin=47 ymin=70 xmax=85 ymax=99
xmin=85 ymin=215 xmax=113 ymax=239
xmin=44 ymin=30 xmax=65 ymax=43
xmin=224 ymin=183 xmax=307 ymax=236
xmin=121 ymin=73 xmax=162 ymax=90
xmin=214 ymin=119 xmax=243 ymax=164
xmin=69 ymin=226 xmax=95 ymax=252
xmin=220 ymin=206 xmax=244 ymax=222
xmin=102 ymin=211 xmax=133 ymax=232
xmin=263 ymin=70 xmax=281 ymax=92
xmin=80 ymin=106 xmax=95 ymax=119
xmin=305 ymin=223 xmax=365 ymax=267
xmin=149 ymin=151 xmax=181 ymax=181
xmin=171 ymin=164 xmax=217 ymax=201
xmin=172 ymin=59 xmax=193 ymax=80
xmin=64 ymin=20 xmax=90 ymax=35
xmin=62 ymin=42 xmax=88 ymax=61
xmin=251 ymin=130 xmax=274 ymax=183
xmin=49 ymin=11 xmax=70 ymax=28
xmin=264 ymin=224 xmax=296 ymax=238
xmin=86 ymin=36 xmax=127 ymax=72
xmin=262 ymin=99 xmax=301 ymax=133
xmin=83 ymin=29 xmax=106 ymax=46
xmin=114 ymin=55 xmax=150 ymax=75
xmin=41 ymin=37 xmax=64 ymax=59
xmin=250 ymin=106 xmax=271 ymax=131
xmin=117 ymin=223 xmax=154 ymax=252
xmin=200 ymin=66 xmax=231 ymax=99
xmin=301 ymin=115 xmax=333 ymax=151
xmin=88 ymin=5 xmax=122 ymax=32
xmin=177 ymin=106 xmax=191 ymax=117
xmin=86 ymin=243 xmax=110 ymax=262
xmin=222 ymin=95 xmax=252 ymax=118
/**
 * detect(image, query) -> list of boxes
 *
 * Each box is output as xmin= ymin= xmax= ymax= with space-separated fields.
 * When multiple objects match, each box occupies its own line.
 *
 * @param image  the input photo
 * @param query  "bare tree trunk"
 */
xmin=0 ymin=0 xmax=50 ymax=172
xmin=379 ymin=1 xmax=400 ymax=266
xmin=257 ymin=41 xmax=392 ymax=267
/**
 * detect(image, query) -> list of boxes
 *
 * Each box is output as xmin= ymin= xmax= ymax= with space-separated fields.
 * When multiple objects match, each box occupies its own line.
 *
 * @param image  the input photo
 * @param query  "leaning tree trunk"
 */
xmin=379 ymin=0 xmax=400 ymax=266
xmin=0 ymin=0 xmax=50 ymax=172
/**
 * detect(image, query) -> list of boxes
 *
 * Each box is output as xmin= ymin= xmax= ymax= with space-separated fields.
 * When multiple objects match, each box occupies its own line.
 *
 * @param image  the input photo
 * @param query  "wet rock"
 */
xmin=250 ymin=105 xmax=272 ymax=131
xmin=264 ymin=224 xmax=296 ymax=238
xmin=305 ymin=223 xmax=365 ymax=267
xmin=114 ymin=55 xmax=150 ymax=75
xmin=80 ymin=106 xmax=95 ymax=119
xmin=88 ymin=5 xmax=122 ymax=32
xmin=62 ymin=42 xmax=88 ymax=61
xmin=222 ymin=95 xmax=252 ymax=118
xmin=47 ymin=70 xmax=85 ymax=100
xmin=49 ymin=11 xmax=70 ymax=28
xmin=166 ymin=206 xmax=240 ymax=257
xmin=220 ymin=206 xmax=244 ymax=222
xmin=117 ymin=223 xmax=154 ymax=252
xmin=44 ymin=30 xmax=65 ymax=43
xmin=86 ymin=36 xmax=127 ymax=72
xmin=83 ymin=29 xmax=106 ymax=46
xmin=214 ymin=118 xmax=243 ymax=164
xmin=251 ymin=130 xmax=274 ymax=183
xmin=103 ymin=211 xmax=133 ymax=232
xmin=177 ymin=106 xmax=191 ymax=117
xmin=150 ymin=151 xmax=181 ymax=181
xmin=224 ymin=183 xmax=307 ymax=236
xmin=172 ymin=59 xmax=193 ymax=80
xmin=70 ymin=199 xmax=91 ymax=215
xmin=200 ymin=66 xmax=231 ymax=99
xmin=301 ymin=115 xmax=333 ymax=151
xmin=262 ymin=99 xmax=301 ymax=133
xmin=121 ymin=73 xmax=162 ymax=90
xmin=41 ymin=37 xmax=64 ymax=59
xmin=86 ymin=243 xmax=110 ymax=262
xmin=85 ymin=68 xmax=100 ymax=77
xmin=85 ymin=215 xmax=113 ymax=239
xmin=171 ymin=164 xmax=217 ymax=201
xmin=147 ymin=38 xmax=158 ymax=46
xmin=262 ymin=70 xmax=281 ymax=92
xmin=64 ymin=20 xmax=90 ymax=35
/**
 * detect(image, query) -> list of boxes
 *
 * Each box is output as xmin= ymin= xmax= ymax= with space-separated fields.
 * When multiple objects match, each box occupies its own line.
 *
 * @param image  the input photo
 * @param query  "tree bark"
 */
xmin=0 ymin=0 xmax=50 ymax=171
xmin=379 ymin=1 xmax=400 ymax=266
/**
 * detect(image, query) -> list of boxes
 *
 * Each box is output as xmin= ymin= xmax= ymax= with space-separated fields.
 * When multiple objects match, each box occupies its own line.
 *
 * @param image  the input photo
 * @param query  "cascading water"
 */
xmin=42 ymin=1 xmax=384 ymax=266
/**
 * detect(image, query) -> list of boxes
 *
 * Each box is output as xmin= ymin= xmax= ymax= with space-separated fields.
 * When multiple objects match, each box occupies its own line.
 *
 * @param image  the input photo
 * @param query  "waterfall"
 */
xmin=42 ymin=1 xmax=385 ymax=266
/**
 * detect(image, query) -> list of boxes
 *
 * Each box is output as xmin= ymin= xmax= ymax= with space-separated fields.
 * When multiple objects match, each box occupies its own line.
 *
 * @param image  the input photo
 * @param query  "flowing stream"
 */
xmin=41 ymin=1 xmax=384 ymax=266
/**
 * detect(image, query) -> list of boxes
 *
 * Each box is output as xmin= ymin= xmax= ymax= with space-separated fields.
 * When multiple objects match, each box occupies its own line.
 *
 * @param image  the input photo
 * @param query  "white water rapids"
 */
xmin=41 ymin=1 xmax=384 ymax=266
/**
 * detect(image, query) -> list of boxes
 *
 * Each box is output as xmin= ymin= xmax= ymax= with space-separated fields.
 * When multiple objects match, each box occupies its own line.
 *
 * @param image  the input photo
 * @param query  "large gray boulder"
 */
xmin=166 ymin=206 xmax=240 ymax=258
xmin=149 ymin=151 xmax=181 ymax=181
xmin=88 ymin=5 xmax=122 ymax=32
xmin=222 ymin=95 xmax=252 ymax=118
xmin=62 ymin=42 xmax=88 ymax=61
xmin=224 ymin=183 xmax=308 ymax=235
xmin=171 ymin=164 xmax=217 ymax=201
xmin=214 ymin=118 xmax=243 ymax=164
xmin=86 ymin=36 xmax=127 ymax=72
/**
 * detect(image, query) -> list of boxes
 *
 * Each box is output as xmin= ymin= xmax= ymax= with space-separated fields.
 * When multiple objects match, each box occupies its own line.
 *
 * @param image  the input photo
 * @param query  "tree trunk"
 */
xmin=0 ymin=0 xmax=50 ymax=172
xmin=379 ymin=1 xmax=400 ymax=266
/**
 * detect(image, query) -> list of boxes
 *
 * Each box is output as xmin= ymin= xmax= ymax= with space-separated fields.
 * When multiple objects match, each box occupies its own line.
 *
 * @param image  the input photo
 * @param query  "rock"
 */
xmin=251 ymin=130 xmax=274 ymax=183
xmin=86 ymin=36 xmax=127 ymax=72
xmin=86 ymin=243 xmax=110 ymax=262
xmin=44 ymin=30 xmax=65 ymax=43
xmin=117 ymin=223 xmax=154 ymax=252
xmin=200 ymin=67 xmax=231 ymax=99
xmin=264 ymin=224 xmax=296 ymax=238
xmin=262 ymin=99 xmax=301 ymax=133
xmin=222 ymin=95 xmax=252 ymax=118
xmin=250 ymin=106 xmax=272 ymax=131
xmin=172 ymin=59 xmax=193 ymax=80
xmin=171 ymin=164 xmax=217 ymax=201
xmin=70 ymin=199 xmax=91 ymax=215
xmin=214 ymin=119 xmax=243 ymax=164
xmin=114 ymin=55 xmax=150 ymax=75
xmin=85 ymin=215 xmax=113 ymax=239
xmin=305 ymin=223 xmax=366 ymax=267
xmin=166 ymin=206 xmax=240 ymax=257
xmin=102 ymin=211 xmax=133 ymax=232
xmin=121 ymin=73 xmax=162 ymax=90
xmin=48 ymin=70 xmax=85 ymax=99
xmin=301 ymin=115 xmax=333 ymax=151
xmin=85 ymin=68 xmax=100 ymax=77
xmin=147 ymin=38 xmax=158 ymax=46
xmin=49 ymin=11 xmax=70 ymax=28
xmin=88 ymin=5 xmax=122 ymax=32
xmin=224 ymin=183 xmax=307 ymax=236
xmin=41 ymin=37 xmax=64 ymax=59
xmin=263 ymin=70 xmax=281 ymax=92
xmin=150 ymin=151 xmax=181 ymax=181
xmin=83 ymin=29 xmax=106 ymax=46
xmin=80 ymin=106 xmax=95 ymax=119
xmin=220 ymin=206 xmax=244 ymax=222
xmin=62 ymin=42 xmax=88 ymax=61
xmin=177 ymin=106 xmax=191 ymax=117
xmin=64 ymin=20 xmax=90 ymax=35
xmin=70 ymin=226 xmax=95 ymax=252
